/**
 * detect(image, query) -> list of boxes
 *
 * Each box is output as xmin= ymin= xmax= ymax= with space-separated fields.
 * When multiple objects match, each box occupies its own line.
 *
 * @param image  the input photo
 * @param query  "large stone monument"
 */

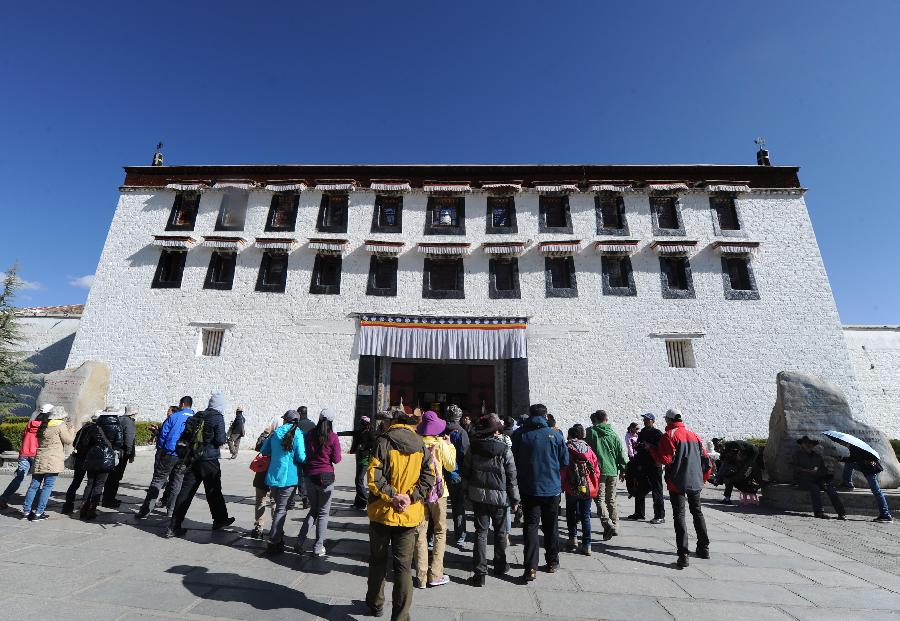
xmin=764 ymin=371 xmax=900 ymax=489
xmin=36 ymin=361 xmax=109 ymax=430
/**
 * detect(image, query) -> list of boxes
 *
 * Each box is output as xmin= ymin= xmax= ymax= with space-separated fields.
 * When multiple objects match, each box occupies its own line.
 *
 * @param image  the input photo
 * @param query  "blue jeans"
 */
xmin=843 ymin=462 xmax=892 ymax=518
xmin=23 ymin=473 xmax=58 ymax=515
xmin=565 ymin=495 xmax=593 ymax=547
xmin=1 ymin=457 xmax=33 ymax=501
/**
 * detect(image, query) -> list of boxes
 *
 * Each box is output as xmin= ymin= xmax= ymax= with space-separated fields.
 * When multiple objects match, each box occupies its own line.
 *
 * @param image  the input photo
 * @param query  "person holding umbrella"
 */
xmin=824 ymin=430 xmax=893 ymax=523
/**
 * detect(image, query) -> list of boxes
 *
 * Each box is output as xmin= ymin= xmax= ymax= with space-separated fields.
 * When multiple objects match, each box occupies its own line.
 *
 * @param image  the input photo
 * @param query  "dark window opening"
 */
xmin=215 ymin=190 xmax=248 ymax=231
xmin=265 ymin=193 xmax=299 ymax=232
xmin=204 ymin=251 xmax=236 ymax=290
xmin=540 ymin=195 xmax=571 ymax=231
xmin=605 ymin=256 xmax=629 ymax=288
xmin=317 ymin=193 xmax=349 ymax=233
xmin=367 ymin=256 xmax=398 ymax=296
xmin=489 ymin=258 xmax=520 ymax=299
xmin=431 ymin=261 xmax=458 ymax=290
xmin=425 ymin=197 xmax=466 ymax=235
xmin=166 ymin=192 xmax=200 ymax=231
xmin=151 ymin=250 xmax=187 ymax=289
xmin=596 ymin=194 xmax=625 ymax=230
xmin=660 ymin=257 xmax=690 ymax=291
xmin=725 ymin=257 xmax=752 ymax=290
xmin=601 ymin=255 xmax=636 ymax=296
xmin=256 ymin=251 xmax=288 ymax=292
xmin=310 ymin=254 xmax=342 ymax=294
xmin=423 ymin=258 xmax=464 ymax=298
xmin=548 ymin=257 xmax=574 ymax=289
xmin=372 ymin=195 xmax=402 ymax=233
xmin=652 ymin=196 xmax=681 ymax=230
xmin=711 ymin=195 xmax=741 ymax=231
xmin=494 ymin=261 xmax=515 ymax=290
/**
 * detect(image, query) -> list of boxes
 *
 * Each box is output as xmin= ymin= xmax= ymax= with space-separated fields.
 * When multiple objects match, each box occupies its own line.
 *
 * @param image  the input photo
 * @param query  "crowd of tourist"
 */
xmin=0 ymin=393 xmax=894 ymax=621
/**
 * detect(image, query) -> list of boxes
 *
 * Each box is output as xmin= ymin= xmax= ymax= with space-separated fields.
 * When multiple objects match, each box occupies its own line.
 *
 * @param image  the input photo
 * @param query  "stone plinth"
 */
xmin=763 ymin=483 xmax=900 ymax=515
xmin=36 ymin=361 xmax=109 ymax=429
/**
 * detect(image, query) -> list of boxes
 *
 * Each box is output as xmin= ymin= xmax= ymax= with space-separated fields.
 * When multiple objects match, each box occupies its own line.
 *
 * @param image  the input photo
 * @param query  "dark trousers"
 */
xmin=565 ymin=495 xmax=592 ymax=546
xmin=522 ymin=494 xmax=560 ymax=572
xmin=64 ymin=466 xmax=87 ymax=505
xmin=670 ymin=490 xmax=709 ymax=556
xmin=140 ymin=452 xmax=185 ymax=515
xmin=102 ymin=454 xmax=129 ymax=504
xmin=354 ymin=454 xmax=368 ymax=507
xmin=472 ymin=503 xmax=508 ymax=576
xmin=634 ymin=466 xmax=665 ymax=519
xmin=83 ymin=472 xmax=109 ymax=504
xmin=366 ymin=521 xmax=416 ymax=621
xmin=169 ymin=460 xmax=228 ymax=528
xmin=447 ymin=479 xmax=467 ymax=542
xmin=800 ymin=479 xmax=845 ymax=516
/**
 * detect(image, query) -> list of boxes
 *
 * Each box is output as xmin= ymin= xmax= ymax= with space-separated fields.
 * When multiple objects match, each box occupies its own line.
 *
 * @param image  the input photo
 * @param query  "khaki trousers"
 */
xmin=413 ymin=496 xmax=447 ymax=583
xmin=596 ymin=474 xmax=619 ymax=532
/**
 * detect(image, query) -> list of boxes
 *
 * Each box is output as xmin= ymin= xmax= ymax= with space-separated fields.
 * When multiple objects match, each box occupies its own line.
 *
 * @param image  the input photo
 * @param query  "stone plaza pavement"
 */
xmin=1 ymin=452 xmax=899 ymax=621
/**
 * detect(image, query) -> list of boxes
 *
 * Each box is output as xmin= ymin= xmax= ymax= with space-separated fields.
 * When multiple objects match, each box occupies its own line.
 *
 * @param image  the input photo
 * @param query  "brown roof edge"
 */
xmin=122 ymin=164 xmax=801 ymax=189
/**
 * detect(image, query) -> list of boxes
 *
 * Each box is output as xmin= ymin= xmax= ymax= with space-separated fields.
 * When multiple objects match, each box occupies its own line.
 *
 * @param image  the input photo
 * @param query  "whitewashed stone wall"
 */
xmin=843 ymin=327 xmax=900 ymax=439
xmin=68 ymin=184 xmax=864 ymax=440
xmin=12 ymin=315 xmax=81 ymax=416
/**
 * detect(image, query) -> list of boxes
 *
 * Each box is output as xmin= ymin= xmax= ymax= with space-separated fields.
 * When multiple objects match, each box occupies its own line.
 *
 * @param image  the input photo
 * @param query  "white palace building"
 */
xmin=67 ymin=157 xmax=884 ymax=439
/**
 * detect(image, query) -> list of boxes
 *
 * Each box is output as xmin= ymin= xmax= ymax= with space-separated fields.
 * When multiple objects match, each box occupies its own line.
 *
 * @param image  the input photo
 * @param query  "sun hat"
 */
xmin=319 ymin=408 xmax=335 ymax=422
xmin=473 ymin=414 xmax=504 ymax=437
xmin=417 ymin=410 xmax=447 ymax=437
xmin=39 ymin=403 xmax=55 ymax=415
xmin=664 ymin=409 xmax=683 ymax=421
xmin=48 ymin=405 xmax=68 ymax=421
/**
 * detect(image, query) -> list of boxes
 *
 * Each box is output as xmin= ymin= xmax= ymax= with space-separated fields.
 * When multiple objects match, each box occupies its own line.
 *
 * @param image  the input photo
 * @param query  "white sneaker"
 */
xmin=428 ymin=575 xmax=450 ymax=587
xmin=313 ymin=546 xmax=327 ymax=557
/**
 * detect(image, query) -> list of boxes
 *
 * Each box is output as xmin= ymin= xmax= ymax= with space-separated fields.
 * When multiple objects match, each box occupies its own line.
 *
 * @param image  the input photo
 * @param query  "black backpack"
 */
xmin=570 ymin=459 xmax=593 ymax=499
xmin=175 ymin=414 xmax=206 ymax=464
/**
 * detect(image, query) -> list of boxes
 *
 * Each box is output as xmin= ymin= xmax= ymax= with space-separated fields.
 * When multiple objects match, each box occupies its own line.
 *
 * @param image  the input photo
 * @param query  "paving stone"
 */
xmin=693 ymin=564 xmax=813 ymax=585
xmin=2 ymin=594 xmax=128 ymax=620
xmin=728 ymin=552 xmax=830 ymax=571
xmin=794 ymin=568 xmax=874 ymax=588
xmin=534 ymin=589 xmax=672 ymax=620
xmin=785 ymin=585 xmax=900 ymax=610
xmin=0 ymin=542 xmax=104 ymax=568
xmin=571 ymin=570 xmax=689 ymax=597
xmin=659 ymin=599 xmax=795 ymax=621
xmin=188 ymin=586 xmax=334 ymax=620
xmin=779 ymin=606 xmax=900 ymax=621
xmin=0 ymin=560 xmax=108 ymax=596
xmin=672 ymin=576 xmax=812 ymax=606
xmin=72 ymin=577 xmax=212 ymax=613
xmin=403 ymin=580 xmax=538 ymax=615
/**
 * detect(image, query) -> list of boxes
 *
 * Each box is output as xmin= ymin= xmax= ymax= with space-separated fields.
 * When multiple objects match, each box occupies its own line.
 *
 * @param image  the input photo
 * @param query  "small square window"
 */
xmin=665 ymin=339 xmax=696 ymax=368
xmin=539 ymin=195 xmax=572 ymax=233
xmin=486 ymin=196 xmax=518 ymax=234
xmin=256 ymin=251 xmax=288 ymax=292
xmin=722 ymin=256 xmax=760 ymax=300
xmin=425 ymin=197 xmax=466 ymax=235
xmin=489 ymin=258 xmax=521 ymax=299
xmin=651 ymin=196 xmax=685 ymax=235
xmin=710 ymin=195 xmax=742 ymax=233
xmin=423 ymin=258 xmax=464 ymax=299
xmin=601 ymin=255 xmax=636 ymax=296
xmin=659 ymin=256 xmax=695 ymax=299
xmin=545 ymin=256 xmax=577 ymax=297
xmin=310 ymin=254 xmax=342 ymax=295
xmin=165 ymin=192 xmax=200 ymax=231
xmin=317 ymin=193 xmax=349 ymax=233
xmin=367 ymin=256 xmax=398 ymax=297
xmin=372 ymin=195 xmax=403 ymax=233
xmin=595 ymin=194 xmax=628 ymax=235
xmin=204 ymin=251 xmax=236 ymax=290
xmin=265 ymin=193 xmax=299 ymax=232
xmin=151 ymin=250 xmax=187 ymax=289
xmin=215 ymin=189 xmax=248 ymax=231
xmin=200 ymin=329 xmax=225 ymax=357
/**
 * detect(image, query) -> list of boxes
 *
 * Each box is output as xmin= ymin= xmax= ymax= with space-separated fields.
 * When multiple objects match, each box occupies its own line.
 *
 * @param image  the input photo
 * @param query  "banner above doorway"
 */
xmin=358 ymin=315 xmax=527 ymax=360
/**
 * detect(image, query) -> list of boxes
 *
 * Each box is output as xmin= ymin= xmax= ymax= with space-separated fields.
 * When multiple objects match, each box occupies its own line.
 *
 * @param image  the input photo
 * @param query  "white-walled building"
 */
xmin=843 ymin=326 xmax=900 ymax=438
xmin=67 ymin=163 xmax=866 ymax=439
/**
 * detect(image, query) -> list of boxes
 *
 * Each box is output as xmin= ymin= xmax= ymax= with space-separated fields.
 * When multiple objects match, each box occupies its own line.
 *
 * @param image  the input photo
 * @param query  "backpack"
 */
xmin=425 ymin=444 xmax=444 ymax=504
xmin=176 ymin=414 xmax=206 ymax=464
xmin=570 ymin=458 xmax=592 ymax=499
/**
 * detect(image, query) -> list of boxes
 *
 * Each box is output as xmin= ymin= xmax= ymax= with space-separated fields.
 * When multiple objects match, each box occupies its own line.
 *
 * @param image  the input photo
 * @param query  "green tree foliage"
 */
xmin=0 ymin=265 xmax=37 ymax=417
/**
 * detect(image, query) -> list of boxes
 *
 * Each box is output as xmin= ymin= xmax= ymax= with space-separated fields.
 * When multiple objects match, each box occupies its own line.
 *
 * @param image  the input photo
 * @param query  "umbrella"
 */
xmin=822 ymin=430 xmax=880 ymax=460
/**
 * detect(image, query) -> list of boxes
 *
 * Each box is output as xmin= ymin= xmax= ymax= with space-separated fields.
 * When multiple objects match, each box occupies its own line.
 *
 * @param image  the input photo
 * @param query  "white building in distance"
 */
xmin=67 ymin=161 xmax=883 ymax=439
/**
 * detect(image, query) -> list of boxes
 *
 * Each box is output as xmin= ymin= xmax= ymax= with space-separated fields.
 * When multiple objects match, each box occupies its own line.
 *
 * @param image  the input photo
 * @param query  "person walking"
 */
xmin=794 ymin=436 xmax=846 ymax=520
xmin=135 ymin=397 xmax=194 ymax=519
xmin=165 ymin=392 xmax=235 ymax=538
xmin=413 ymin=410 xmax=456 ymax=588
xmin=80 ymin=407 xmax=125 ymax=520
xmin=338 ymin=415 xmax=377 ymax=510
xmin=61 ymin=416 xmax=94 ymax=514
xmin=648 ymin=409 xmax=712 ymax=568
xmin=463 ymin=414 xmax=519 ymax=586
xmin=0 ymin=404 xmax=52 ymax=510
xmin=840 ymin=444 xmax=893 ymax=523
xmin=296 ymin=409 xmax=342 ymax=556
xmin=260 ymin=410 xmax=307 ymax=555
xmin=102 ymin=405 xmax=137 ymax=508
xmin=562 ymin=424 xmax=600 ymax=555
xmin=295 ymin=406 xmax=317 ymax=509
xmin=624 ymin=413 xmax=665 ymax=523
xmin=364 ymin=407 xmax=436 ymax=621
xmin=250 ymin=421 xmax=278 ymax=539
xmin=511 ymin=403 xmax=569 ymax=583
xmin=444 ymin=404 xmax=470 ymax=549
xmin=21 ymin=406 xmax=74 ymax=520
xmin=586 ymin=410 xmax=627 ymax=540
xmin=624 ymin=422 xmax=639 ymax=460
xmin=227 ymin=407 xmax=246 ymax=459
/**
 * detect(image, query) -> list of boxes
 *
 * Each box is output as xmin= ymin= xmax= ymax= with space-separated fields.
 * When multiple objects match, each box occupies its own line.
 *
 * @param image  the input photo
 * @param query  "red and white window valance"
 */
xmin=202 ymin=236 xmax=246 ymax=251
xmin=532 ymin=184 xmax=579 ymax=193
xmin=264 ymin=181 xmax=308 ymax=192
xmin=482 ymin=242 xmax=526 ymax=257
xmin=213 ymin=180 xmax=256 ymax=190
xmin=315 ymin=181 xmax=355 ymax=192
xmin=365 ymin=240 xmax=405 ymax=255
xmin=481 ymin=183 xmax=523 ymax=193
xmin=595 ymin=240 xmax=640 ymax=255
xmin=417 ymin=243 xmax=472 ymax=256
xmin=369 ymin=182 xmax=412 ymax=192
xmin=707 ymin=184 xmax=751 ymax=193
xmin=166 ymin=182 xmax=208 ymax=191
xmin=255 ymin=237 xmax=298 ymax=251
xmin=308 ymin=238 xmax=348 ymax=254
xmin=651 ymin=240 xmax=698 ymax=255
xmin=539 ymin=240 xmax=582 ymax=256
xmin=423 ymin=183 xmax=472 ymax=193
xmin=647 ymin=183 xmax=689 ymax=192
xmin=358 ymin=315 xmax=527 ymax=360
xmin=713 ymin=241 xmax=760 ymax=255
xmin=590 ymin=184 xmax=633 ymax=193
xmin=153 ymin=235 xmax=196 ymax=248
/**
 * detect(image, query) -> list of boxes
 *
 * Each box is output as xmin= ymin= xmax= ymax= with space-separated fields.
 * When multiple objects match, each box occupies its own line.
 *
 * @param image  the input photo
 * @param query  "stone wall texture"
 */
xmin=67 ymin=184 xmax=865 ymax=440
xmin=843 ymin=327 xmax=900 ymax=438
xmin=12 ymin=316 xmax=80 ymax=416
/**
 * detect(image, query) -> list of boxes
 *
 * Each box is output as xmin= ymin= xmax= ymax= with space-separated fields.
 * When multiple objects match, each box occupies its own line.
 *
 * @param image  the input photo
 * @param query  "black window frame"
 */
xmin=721 ymin=255 xmax=760 ymax=300
xmin=214 ymin=189 xmax=249 ymax=232
xmin=264 ymin=193 xmax=300 ymax=232
xmin=255 ymin=250 xmax=289 ymax=293
xmin=371 ymin=194 xmax=403 ymax=234
xmin=709 ymin=194 xmax=744 ymax=236
xmin=489 ymin=257 xmax=521 ymax=299
xmin=539 ymin=194 xmax=573 ymax=234
xmin=595 ymin=193 xmax=629 ymax=235
xmin=544 ymin=256 xmax=578 ymax=298
xmin=424 ymin=196 xmax=466 ymax=235
xmin=601 ymin=255 xmax=637 ymax=297
xmin=165 ymin=191 xmax=201 ymax=231
xmin=650 ymin=195 xmax=686 ymax=236
xmin=309 ymin=253 xmax=342 ymax=295
xmin=658 ymin=256 xmax=695 ymax=299
xmin=422 ymin=257 xmax=465 ymax=299
xmin=203 ymin=251 xmax=237 ymax=291
xmin=366 ymin=256 xmax=398 ymax=297
xmin=151 ymin=250 xmax=187 ymax=289
xmin=316 ymin=193 xmax=349 ymax=234
xmin=485 ymin=195 xmax=518 ymax=234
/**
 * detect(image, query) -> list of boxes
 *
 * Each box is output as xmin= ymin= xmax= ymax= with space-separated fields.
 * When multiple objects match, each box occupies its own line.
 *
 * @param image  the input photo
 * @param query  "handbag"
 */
xmin=96 ymin=426 xmax=120 ymax=471
xmin=249 ymin=454 xmax=270 ymax=473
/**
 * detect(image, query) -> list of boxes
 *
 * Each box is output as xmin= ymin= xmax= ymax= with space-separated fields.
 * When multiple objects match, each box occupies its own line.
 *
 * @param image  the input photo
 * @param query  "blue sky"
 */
xmin=2 ymin=1 xmax=897 ymax=323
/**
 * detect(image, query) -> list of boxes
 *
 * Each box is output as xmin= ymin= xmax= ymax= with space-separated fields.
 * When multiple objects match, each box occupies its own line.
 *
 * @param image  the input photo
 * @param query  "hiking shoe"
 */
xmin=313 ymin=546 xmax=327 ymax=557
xmin=134 ymin=509 xmax=150 ymax=520
xmin=649 ymin=517 xmax=665 ymax=525
xmin=565 ymin=538 xmax=578 ymax=552
xmin=578 ymin=545 xmax=591 ymax=556
xmin=623 ymin=514 xmax=643 ymax=521
xmin=521 ymin=569 xmax=537 ymax=584
xmin=492 ymin=562 xmax=508 ymax=576
xmin=696 ymin=547 xmax=710 ymax=560
xmin=545 ymin=562 xmax=559 ymax=573
xmin=874 ymin=516 xmax=894 ymax=523
xmin=428 ymin=575 xmax=450 ymax=587
xmin=469 ymin=574 xmax=485 ymax=587
xmin=25 ymin=511 xmax=36 ymax=521
xmin=60 ymin=502 xmax=74 ymax=515
xmin=164 ymin=527 xmax=187 ymax=538
xmin=29 ymin=513 xmax=49 ymax=522
xmin=836 ymin=514 xmax=847 ymax=521
xmin=720 ymin=498 xmax=733 ymax=505
xmin=366 ymin=604 xmax=383 ymax=617
xmin=413 ymin=577 xmax=426 ymax=590
xmin=249 ymin=527 xmax=263 ymax=539
xmin=602 ymin=528 xmax=614 ymax=542
xmin=676 ymin=554 xmax=689 ymax=569
xmin=212 ymin=517 xmax=235 ymax=530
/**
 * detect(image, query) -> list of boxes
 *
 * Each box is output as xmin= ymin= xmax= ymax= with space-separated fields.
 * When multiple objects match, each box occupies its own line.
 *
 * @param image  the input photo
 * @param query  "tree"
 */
xmin=0 ymin=265 xmax=36 ymax=417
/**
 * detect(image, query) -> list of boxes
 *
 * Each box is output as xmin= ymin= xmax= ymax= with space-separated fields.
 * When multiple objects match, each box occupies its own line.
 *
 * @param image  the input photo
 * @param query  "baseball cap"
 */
xmin=640 ymin=412 xmax=656 ymax=421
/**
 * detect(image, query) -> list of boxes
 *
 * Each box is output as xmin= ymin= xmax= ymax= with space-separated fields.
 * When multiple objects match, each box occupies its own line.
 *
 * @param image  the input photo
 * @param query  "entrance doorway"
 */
xmin=388 ymin=361 xmax=496 ymax=417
